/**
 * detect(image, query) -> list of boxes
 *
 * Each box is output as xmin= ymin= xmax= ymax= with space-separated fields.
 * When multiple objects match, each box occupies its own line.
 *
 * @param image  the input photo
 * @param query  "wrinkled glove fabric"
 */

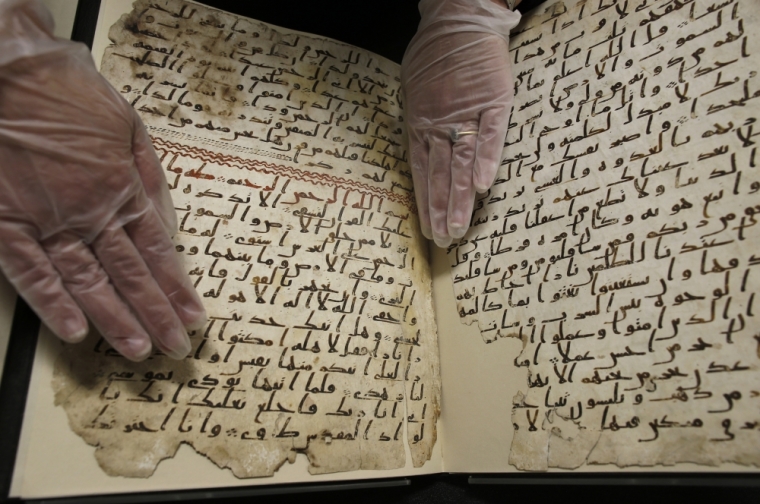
xmin=402 ymin=0 xmax=520 ymax=247
xmin=0 ymin=0 xmax=206 ymax=361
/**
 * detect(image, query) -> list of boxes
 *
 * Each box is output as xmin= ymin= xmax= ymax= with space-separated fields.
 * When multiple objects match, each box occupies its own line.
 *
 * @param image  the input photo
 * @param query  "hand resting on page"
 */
xmin=0 ymin=0 xmax=206 ymax=361
xmin=401 ymin=0 xmax=521 ymax=247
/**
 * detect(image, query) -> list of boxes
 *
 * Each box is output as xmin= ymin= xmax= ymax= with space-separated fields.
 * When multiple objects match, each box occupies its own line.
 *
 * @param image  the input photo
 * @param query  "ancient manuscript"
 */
xmin=449 ymin=0 xmax=760 ymax=470
xmin=47 ymin=0 xmax=760 ymax=483
xmin=53 ymin=0 xmax=439 ymax=478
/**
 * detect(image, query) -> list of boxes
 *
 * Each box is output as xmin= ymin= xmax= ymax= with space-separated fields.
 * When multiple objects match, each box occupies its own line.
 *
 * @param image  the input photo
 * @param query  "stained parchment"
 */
xmin=448 ymin=0 xmax=760 ymax=470
xmin=53 ymin=0 xmax=439 ymax=478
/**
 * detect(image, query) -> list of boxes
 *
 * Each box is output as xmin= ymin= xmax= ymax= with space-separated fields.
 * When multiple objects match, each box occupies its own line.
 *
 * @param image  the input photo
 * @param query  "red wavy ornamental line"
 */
xmin=151 ymin=136 xmax=416 ymax=210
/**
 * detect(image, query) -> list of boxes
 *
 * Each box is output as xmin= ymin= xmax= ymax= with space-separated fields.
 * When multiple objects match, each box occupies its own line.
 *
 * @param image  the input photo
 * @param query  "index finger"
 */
xmin=473 ymin=106 xmax=510 ymax=193
xmin=409 ymin=129 xmax=433 ymax=240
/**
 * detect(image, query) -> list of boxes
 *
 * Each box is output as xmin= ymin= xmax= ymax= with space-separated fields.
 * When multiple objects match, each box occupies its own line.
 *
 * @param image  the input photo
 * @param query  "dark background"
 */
xmin=0 ymin=0 xmax=758 ymax=502
xmin=197 ymin=0 xmax=550 ymax=63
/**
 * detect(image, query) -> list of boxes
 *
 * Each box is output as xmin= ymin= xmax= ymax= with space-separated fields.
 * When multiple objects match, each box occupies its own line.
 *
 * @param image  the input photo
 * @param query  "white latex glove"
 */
xmin=0 ymin=0 xmax=206 ymax=361
xmin=401 ymin=0 xmax=520 ymax=247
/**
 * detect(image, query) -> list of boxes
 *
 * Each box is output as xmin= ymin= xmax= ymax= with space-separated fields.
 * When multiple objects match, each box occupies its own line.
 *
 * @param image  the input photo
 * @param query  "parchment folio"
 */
xmin=10 ymin=0 xmax=760 ymax=495
xmin=448 ymin=0 xmax=760 ymax=470
xmin=53 ymin=0 xmax=440 ymax=478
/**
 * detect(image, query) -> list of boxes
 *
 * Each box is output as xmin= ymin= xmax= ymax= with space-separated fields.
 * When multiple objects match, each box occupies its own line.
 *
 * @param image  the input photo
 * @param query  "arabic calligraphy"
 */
xmin=53 ymin=0 xmax=439 ymax=479
xmin=450 ymin=0 xmax=760 ymax=470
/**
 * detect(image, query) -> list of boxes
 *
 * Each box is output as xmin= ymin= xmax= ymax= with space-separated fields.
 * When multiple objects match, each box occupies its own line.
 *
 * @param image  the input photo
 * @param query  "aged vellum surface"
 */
xmin=53 ymin=0 xmax=439 ymax=478
xmin=449 ymin=0 xmax=760 ymax=470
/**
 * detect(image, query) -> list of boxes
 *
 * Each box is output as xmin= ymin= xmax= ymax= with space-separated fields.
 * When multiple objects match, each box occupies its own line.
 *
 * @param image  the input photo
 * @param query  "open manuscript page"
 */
xmin=43 ymin=0 xmax=439 ymax=482
xmin=444 ymin=0 xmax=760 ymax=471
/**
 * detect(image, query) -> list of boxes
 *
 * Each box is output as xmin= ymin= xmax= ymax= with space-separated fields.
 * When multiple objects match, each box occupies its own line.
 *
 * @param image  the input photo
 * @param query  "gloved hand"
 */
xmin=401 ymin=0 xmax=521 ymax=247
xmin=0 ymin=0 xmax=206 ymax=361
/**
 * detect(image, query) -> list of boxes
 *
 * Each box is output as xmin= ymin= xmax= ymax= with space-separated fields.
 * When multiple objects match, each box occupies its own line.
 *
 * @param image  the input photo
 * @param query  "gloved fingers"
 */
xmin=123 ymin=202 xmax=207 ymax=330
xmin=427 ymin=130 xmax=454 ymax=248
xmin=473 ymin=106 xmax=510 ymax=192
xmin=0 ymin=224 xmax=88 ymax=343
xmin=447 ymin=124 xmax=479 ymax=239
xmin=42 ymin=232 xmax=153 ymax=361
xmin=90 ymin=224 xmax=192 ymax=360
xmin=409 ymin=131 xmax=432 ymax=240
xmin=131 ymin=116 xmax=177 ymax=236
